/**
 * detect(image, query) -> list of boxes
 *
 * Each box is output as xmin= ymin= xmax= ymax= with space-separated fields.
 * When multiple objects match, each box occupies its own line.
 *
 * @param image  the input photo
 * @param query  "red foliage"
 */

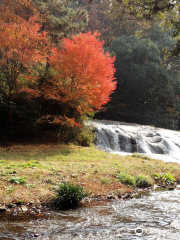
xmin=0 ymin=15 xmax=49 ymax=71
xmin=49 ymin=32 xmax=116 ymax=114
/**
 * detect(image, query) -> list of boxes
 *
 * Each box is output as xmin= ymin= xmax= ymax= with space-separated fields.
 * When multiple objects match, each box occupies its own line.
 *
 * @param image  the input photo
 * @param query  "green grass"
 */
xmin=100 ymin=177 xmax=111 ymax=185
xmin=0 ymin=144 xmax=180 ymax=204
xmin=132 ymin=152 xmax=150 ymax=160
xmin=135 ymin=175 xmax=153 ymax=188
xmin=116 ymin=172 xmax=136 ymax=186
xmin=8 ymin=177 xmax=26 ymax=184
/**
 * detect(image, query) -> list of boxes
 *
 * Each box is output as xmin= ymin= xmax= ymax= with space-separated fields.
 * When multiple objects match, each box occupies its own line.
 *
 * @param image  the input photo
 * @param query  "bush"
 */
xmin=135 ymin=175 xmax=153 ymax=188
xmin=116 ymin=172 xmax=135 ymax=186
xmin=54 ymin=182 xmax=88 ymax=209
xmin=152 ymin=173 xmax=176 ymax=185
xmin=75 ymin=124 xmax=95 ymax=146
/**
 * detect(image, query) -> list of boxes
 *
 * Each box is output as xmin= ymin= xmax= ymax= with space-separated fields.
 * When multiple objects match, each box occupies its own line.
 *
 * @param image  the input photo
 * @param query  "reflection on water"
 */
xmin=1 ymin=189 xmax=180 ymax=239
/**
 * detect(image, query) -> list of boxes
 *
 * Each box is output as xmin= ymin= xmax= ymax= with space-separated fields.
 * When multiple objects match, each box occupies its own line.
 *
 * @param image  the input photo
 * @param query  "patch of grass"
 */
xmin=0 ymin=160 xmax=6 ymax=164
xmin=0 ymin=144 xmax=180 ymax=205
xmin=132 ymin=152 xmax=150 ymax=160
xmin=135 ymin=175 xmax=153 ymax=188
xmin=54 ymin=182 xmax=88 ymax=209
xmin=5 ymin=170 xmax=14 ymax=174
xmin=17 ymin=161 xmax=41 ymax=168
xmin=46 ymin=179 xmax=54 ymax=184
xmin=116 ymin=172 xmax=136 ymax=186
xmin=5 ymin=185 xmax=14 ymax=194
xmin=15 ymin=199 xmax=25 ymax=204
xmin=152 ymin=173 xmax=176 ymax=185
xmin=25 ymin=184 xmax=36 ymax=188
xmin=100 ymin=177 xmax=111 ymax=185
xmin=8 ymin=177 xmax=26 ymax=184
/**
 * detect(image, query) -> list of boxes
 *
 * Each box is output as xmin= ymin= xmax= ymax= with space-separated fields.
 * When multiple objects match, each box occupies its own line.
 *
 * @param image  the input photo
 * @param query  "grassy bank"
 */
xmin=0 ymin=144 xmax=180 ymax=205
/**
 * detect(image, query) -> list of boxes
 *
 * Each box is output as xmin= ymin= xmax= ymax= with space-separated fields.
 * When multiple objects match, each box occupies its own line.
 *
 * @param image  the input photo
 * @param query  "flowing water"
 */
xmin=88 ymin=120 xmax=180 ymax=163
xmin=1 ymin=188 xmax=180 ymax=239
xmin=2 ymin=120 xmax=180 ymax=239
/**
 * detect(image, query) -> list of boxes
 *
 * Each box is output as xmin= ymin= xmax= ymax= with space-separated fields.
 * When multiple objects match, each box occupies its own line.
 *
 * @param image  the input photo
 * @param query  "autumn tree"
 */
xmin=0 ymin=7 xmax=50 ymax=125
xmin=0 ymin=0 xmax=38 ymax=20
xmin=32 ymin=32 xmax=116 ymax=127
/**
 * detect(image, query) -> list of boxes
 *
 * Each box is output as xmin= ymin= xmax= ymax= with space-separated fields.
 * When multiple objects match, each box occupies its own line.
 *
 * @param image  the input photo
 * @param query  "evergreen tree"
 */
xmin=96 ymin=34 xmax=180 ymax=129
xmin=32 ymin=0 xmax=87 ymax=45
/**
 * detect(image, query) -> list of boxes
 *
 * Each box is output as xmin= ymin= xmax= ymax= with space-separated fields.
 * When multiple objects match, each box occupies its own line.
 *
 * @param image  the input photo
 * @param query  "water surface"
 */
xmin=1 ymin=189 xmax=180 ymax=239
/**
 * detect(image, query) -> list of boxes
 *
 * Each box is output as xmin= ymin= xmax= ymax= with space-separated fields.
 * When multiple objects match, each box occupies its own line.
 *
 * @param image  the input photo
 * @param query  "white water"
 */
xmin=88 ymin=120 xmax=180 ymax=163
xmin=1 ymin=189 xmax=180 ymax=239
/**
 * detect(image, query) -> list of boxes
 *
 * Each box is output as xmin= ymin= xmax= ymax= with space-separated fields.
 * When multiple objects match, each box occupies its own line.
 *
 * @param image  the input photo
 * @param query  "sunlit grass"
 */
xmin=0 ymin=144 xmax=180 ymax=204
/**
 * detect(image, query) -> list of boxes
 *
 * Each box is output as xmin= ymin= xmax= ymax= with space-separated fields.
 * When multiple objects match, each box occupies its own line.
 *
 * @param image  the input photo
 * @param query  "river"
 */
xmin=1 ymin=188 xmax=180 ymax=239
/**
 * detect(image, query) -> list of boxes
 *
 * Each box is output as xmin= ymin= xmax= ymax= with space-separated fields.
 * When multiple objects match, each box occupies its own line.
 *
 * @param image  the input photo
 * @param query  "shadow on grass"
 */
xmin=0 ymin=144 xmax=74 ymax=161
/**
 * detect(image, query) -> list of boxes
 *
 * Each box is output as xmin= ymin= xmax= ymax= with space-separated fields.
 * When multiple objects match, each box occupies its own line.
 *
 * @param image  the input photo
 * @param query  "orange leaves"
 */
xmin=0 ymin=10 xmax=50 ymax=98
xmin=0 ymin=15 xmax=49 ymax=66
xmin=49 ymin=32 xmax=116 ymax=114
xmin=35 ymin=115 xmax=82 ymax=128
xmin=0 ymin=0 xmax=39 ymax=21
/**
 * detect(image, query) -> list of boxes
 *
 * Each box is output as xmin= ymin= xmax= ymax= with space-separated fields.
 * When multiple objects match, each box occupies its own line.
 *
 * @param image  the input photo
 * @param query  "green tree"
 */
xmin=96 ymin=35 xmax=179 ymax=129
xmin=32 ymin=0 xmax=87 ymax=45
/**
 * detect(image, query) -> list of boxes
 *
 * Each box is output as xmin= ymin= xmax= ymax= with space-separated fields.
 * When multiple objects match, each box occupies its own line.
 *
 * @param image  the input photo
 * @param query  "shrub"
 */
xmin=116 ymin=172 xmax=135 ymax=186
xmin=135 ymin=175 xmax=153 ymax=188
xmin=152 ymin=173 xmax=176 ymax=185
xmin=54 ymin=182 xmax=88 ymax=209
xmin=57 ymin=121 xmax=95 ymax=146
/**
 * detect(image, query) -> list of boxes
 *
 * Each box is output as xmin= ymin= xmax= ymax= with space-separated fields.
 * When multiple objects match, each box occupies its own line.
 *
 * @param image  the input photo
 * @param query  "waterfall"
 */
xmin=88 ymin=120 xmax=180 ymax=163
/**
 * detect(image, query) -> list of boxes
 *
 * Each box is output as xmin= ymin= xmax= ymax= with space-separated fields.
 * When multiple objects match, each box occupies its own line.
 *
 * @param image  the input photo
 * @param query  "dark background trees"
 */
xmin=95 ymin=25 xmax=180 ymax=129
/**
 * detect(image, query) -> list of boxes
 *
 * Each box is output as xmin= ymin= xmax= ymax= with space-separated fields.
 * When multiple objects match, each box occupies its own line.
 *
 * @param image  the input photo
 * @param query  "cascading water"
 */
xmin=88 ymin=120 xmax=180 ymax=163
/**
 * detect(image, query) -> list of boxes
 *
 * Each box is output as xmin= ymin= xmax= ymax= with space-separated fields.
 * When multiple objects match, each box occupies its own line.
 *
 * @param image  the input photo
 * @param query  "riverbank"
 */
xmin=0 ymin=144 xmax=180 ymax=207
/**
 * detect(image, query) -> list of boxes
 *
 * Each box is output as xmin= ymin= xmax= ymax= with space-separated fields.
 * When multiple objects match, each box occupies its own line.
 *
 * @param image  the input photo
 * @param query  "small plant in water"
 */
xmin=54 ymin=182 xmax=88 ymax=209
xmin=152 ymin=173 xmax=176 ymax=185
xmin=116 ymin=172 xmax=135 ymax=186
xmin=135 ymin=175 xmax=153 ymax=188
xmin=8 ymin=177 xmax=26 ymax=184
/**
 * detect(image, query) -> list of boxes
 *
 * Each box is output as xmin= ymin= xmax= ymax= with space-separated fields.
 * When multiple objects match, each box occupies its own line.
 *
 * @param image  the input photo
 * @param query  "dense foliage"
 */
xmin=0 ymin=0 xmax=180 ymax=144
xmin=0 ymin=0 xmax=116 ymax=143
xmin=96 ymin=26 xmax=180 ymax=129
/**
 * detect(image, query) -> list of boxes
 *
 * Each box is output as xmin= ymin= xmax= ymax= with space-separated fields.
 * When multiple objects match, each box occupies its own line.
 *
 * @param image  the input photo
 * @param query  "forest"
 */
xmin=0 ymin=0 xmax=180 ymax=145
